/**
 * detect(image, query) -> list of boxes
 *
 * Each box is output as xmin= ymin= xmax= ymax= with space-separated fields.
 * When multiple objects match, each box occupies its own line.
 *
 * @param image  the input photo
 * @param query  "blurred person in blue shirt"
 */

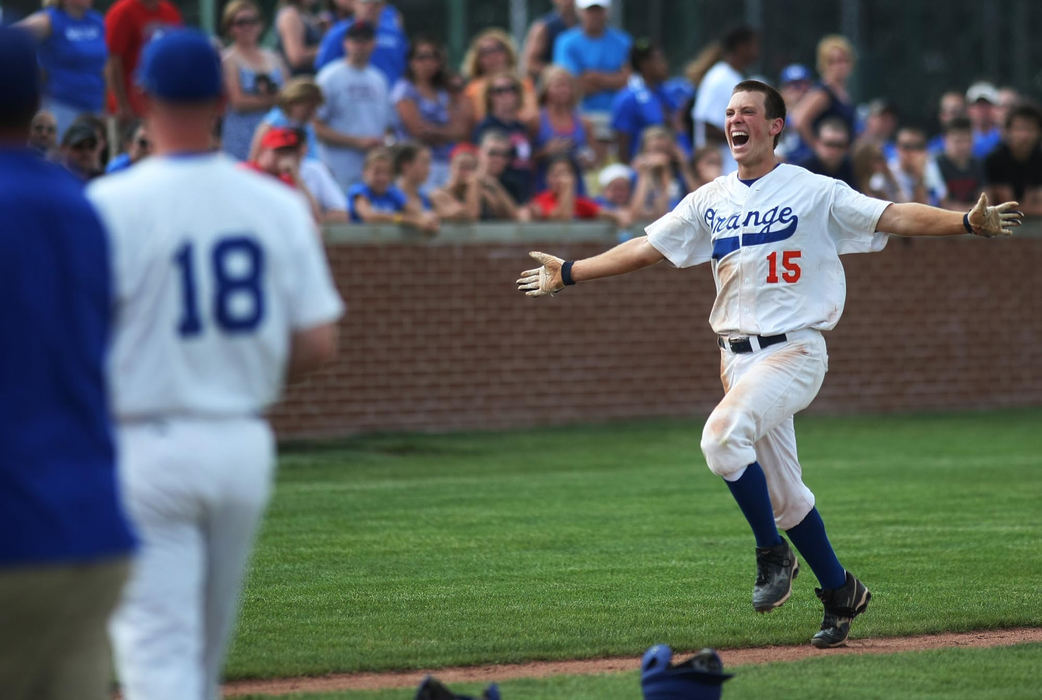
xmin=16 ymin=0 xmax=107 ymax=140
xmin=313 ymin=0 xmax=407 ymax=86
xmin=611 ymin=38 xmax=676 ymax=164
xmin=0 ymin=26 xmax=135 ymax=700
xmin=553 ymin=0 xmax=631 ymax=119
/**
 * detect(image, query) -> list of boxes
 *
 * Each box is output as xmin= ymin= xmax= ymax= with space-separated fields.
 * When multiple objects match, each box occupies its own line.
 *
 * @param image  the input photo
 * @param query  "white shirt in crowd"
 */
xmin=692 ymin=60 xmax=744 ymax=174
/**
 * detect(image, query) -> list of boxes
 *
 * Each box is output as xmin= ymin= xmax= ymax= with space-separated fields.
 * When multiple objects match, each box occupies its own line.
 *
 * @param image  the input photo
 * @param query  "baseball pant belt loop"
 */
xmin=718 ymin=333 xmax=788 ymax=354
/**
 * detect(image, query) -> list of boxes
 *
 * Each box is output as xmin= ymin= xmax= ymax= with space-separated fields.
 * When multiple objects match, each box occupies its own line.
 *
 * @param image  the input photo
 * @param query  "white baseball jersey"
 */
xmin=645 ymin=163 xmax=890 ymax=336
xmin=87 ymin=153 xmax=344 ymax=419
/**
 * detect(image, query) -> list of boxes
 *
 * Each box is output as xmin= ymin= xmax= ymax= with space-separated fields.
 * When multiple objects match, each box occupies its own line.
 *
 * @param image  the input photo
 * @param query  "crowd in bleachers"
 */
xmin=14 ymin=0 xmax=1042 ymax=229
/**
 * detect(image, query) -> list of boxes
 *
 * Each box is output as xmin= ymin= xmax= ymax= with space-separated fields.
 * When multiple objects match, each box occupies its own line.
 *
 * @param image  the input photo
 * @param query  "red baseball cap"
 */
xmin=260 ymin=127 xmax=302 ymax=150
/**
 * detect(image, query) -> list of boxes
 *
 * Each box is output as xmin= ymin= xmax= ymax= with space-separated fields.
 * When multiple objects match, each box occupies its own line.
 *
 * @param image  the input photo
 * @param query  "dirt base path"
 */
xmin=223 ymin=627 xmax=1042 ymax=696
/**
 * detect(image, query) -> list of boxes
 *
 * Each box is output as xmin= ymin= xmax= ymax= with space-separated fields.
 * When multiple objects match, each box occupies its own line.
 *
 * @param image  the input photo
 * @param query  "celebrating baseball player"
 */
xmin=86 ymin=30 xmax=344 ymax=699
xmin=517 ymin=80 xmax=1021 ymax=648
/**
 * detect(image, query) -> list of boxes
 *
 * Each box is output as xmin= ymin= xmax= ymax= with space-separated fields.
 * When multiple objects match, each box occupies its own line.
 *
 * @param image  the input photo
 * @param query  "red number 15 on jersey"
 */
xmin=766 ymin=250 xmax=802 ymax=283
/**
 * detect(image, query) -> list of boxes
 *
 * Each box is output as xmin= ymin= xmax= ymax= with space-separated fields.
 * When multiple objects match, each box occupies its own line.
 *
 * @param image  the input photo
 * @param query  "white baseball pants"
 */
xmin=700 ymin=329 xmax=827 ymax=530
xmin=109 ymin=417 xmax=275 ymax=700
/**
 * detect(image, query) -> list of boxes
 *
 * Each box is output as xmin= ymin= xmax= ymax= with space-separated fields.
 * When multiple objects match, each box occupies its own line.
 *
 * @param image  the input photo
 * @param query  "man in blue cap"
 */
xmin=88 ymin=28 xmax=344 ymax=700
xmin=0 ymin=25 xmax=136 ymax=700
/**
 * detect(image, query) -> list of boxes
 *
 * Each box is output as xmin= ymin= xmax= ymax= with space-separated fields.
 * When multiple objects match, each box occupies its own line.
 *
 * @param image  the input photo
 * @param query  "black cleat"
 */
xmin=811 ymin=571 xmax=871 ymax=648
xmin=752 ymin=540 xmax=799 ymax=612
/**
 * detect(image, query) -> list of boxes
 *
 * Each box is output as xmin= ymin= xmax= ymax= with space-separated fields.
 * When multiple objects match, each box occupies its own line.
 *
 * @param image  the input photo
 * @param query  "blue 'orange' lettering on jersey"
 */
xmin=707 ymin=206 xmax=799 ymax=261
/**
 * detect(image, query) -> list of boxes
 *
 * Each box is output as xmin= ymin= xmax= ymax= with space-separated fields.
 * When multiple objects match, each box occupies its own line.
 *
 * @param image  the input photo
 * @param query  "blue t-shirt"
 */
xmin=0 ymin=148 xmax=135 ymax=566
xmin=346 ymin=182 xmax=408 ymax=222
xmin=553 ymin=26 xmax=632 ymax=113
xmin=314 ymin=8 xmax=408 ymax=86
xmin=36 ymin=7 xmax=108 ymax=111
xmin=611 ymin=76 xmax=675 ymax=160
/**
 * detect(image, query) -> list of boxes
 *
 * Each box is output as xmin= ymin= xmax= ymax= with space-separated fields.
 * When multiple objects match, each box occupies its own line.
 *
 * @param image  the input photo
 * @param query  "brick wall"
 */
xmin=269 ymin=231 xmax=1042 ymax=439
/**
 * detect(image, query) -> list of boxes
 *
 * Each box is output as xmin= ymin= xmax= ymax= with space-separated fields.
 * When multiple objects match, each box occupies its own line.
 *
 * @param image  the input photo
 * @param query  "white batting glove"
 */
xmin=516 ymin=251 xmax=565 ymax=297
xmin=966 ymin=192 xmax=1023 ymax=238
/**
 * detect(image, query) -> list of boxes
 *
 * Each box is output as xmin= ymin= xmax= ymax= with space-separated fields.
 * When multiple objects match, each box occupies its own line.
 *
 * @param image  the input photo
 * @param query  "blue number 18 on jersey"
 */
xmin=174 ymin=235 xmax=266 ymax=337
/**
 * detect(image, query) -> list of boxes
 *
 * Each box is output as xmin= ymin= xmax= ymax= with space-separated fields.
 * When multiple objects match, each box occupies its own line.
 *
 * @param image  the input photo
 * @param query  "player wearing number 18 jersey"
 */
xmin=86 ymin=30 xmax=343 ymax=700
xmin=517 ymin=80 xmax=1021 ymax=648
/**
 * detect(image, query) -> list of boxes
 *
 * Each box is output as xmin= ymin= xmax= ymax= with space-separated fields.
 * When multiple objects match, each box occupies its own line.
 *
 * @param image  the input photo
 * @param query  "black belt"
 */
xmin=718 ymin=333 xmax=787 ymax=354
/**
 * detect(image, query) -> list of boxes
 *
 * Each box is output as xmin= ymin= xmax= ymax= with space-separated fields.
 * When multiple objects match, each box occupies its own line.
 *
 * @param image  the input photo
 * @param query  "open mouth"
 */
xmin=731 ymin=131 xmax=750 ymax=146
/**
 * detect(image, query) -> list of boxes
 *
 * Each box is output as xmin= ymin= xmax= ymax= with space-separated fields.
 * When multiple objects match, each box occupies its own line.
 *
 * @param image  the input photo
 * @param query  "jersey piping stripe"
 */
xmin=711 ymin=218 xmax=800 ymax=261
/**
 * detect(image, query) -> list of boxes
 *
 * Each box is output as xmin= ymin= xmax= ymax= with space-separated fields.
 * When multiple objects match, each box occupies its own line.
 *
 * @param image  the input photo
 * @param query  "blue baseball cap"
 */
xmin=137 ymin=29 xmax=224 ymax=102
xmin=0 ymin=26 xmax=41 ymax=120
xmin=779 ymin=63 xmax=812 ymax=85
xmin=641 ymin=645 xmax=733 ymax=700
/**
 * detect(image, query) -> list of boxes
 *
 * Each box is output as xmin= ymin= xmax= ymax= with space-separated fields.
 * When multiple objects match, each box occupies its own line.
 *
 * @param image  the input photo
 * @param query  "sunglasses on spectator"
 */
xmin=413 ymin=51 xmax=440 ymax=61
xmin=233 ymin=15 xmax=260 ymax=26
xmin=136 ymin=138 xmax=151 ymax=149
xmin=490 ymin=84 xmax=518 ymax=95
xmin=820 ymin=140 xmax=848 ymax=149
xmin=898 ymin=141 xmax=926 ymax=151
xmin=33 ymin=124 xmax=57 ymax=133
xmin=478 ymin=44 xmax=506 ymax=56
xmin=485 ymin=149 xmax=512 ymax=158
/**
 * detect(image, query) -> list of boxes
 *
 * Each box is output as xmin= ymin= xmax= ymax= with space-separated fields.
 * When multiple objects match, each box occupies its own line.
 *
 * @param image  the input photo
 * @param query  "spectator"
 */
xmin=984 ymin=103 xmax=1042 ymax=216
xmin=553 ymin=0 xmax=631 ymax=144
xmin=392 ymin=142 xmax=440 ymax=231
xmin=348 ymin=147 xmax=437 ymax=233
xmin=220 ymin=0 xmax=288 ymax=161
xmin=430 ymin=143 xmax=481 ymax=221
xmin=689 ymin=144 xmax=724 ymax=188
xmin=629 ymin=125 xmax=693 ymax=221
xmin=105 ymin=119 xmax=150 ymax=173
xmin=965 ymin=81 xmax=1002 ymax=159
xmin=527 ymin=153 xmax=629 ymax=225
xmin=314 ymin=0 xmax=407 ymax=87
xmin=691 ymin=25 xmax=758 ymax=174
xmin=775 ymin=63 xmax=813 ymax=164
xmin=936 ymin=116 xmax=984 ymax=210
xmin=593 ymin=162 xmax=634 ymax=211
xmin=889 ymin=126 xmax=947 ymax=206
xmin=797 ymin=116 xmax=857 ymax=190
xmin=473 ymin=72 xmax=535 ymax=204
xmin=854 ymin=98 xmax=899 ymax=159
xmin=250 ymin=76 xmax=323 ymax=162
xmin=461 ymin=29 xmax=538 ymax=130
xmin=520 ymin=0 xmax=578 ymax=84
xmin=274 ymin=0 xmax=322 ymax=76
xmin=103 ymin=0 xmax=182 ymax=122
xmin=995 ymin=86 xmax=1021 ymax=129
xmin=533 ymin=64 xmax=594 ymax=195
xmin=60 ymin=120 xmax=102 ymax=180
xmin=314 ymin=20 xmax=391 ymax=193
xmin=391 ymin=37 xmax=467 ymax=188
xmin=474 ymin=129 xmax=526 ymax=220
xmin=0 ymin=27 xmax=135 ymax=699
xmin=791 ymin=35 xmax=857 ymax=156
xmin=16 ymin=0 xmax=107 ymax=140
xmin=611 ymin=38 xmax=675 ymax=164
xmin=245 ymin=126 xmax=322 ymax=219
xmin=851 ymin=141 xmax=899 ymax=200
xmin=926 ymin=90 xmax=966 ymax=155
xmin=28 ymin=109 xmax=58 ymax=157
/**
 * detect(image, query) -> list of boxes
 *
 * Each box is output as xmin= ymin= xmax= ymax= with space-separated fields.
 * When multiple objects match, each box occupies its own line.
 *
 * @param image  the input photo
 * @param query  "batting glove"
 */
xmin=516 ymin=251 xmax=565 ymax=297
xmin=966 ymin=192 xmax=1023 ymax=238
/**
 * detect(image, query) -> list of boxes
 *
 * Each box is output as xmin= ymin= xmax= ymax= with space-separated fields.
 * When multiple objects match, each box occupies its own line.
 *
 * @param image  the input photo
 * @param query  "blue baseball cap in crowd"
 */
xmin=137 ymin=28 xmax=224 ymax=102
xmin=0 ymin=26 xmax=42 ymax=120
xmin=779 ymin=63 xmax=812 ymax=86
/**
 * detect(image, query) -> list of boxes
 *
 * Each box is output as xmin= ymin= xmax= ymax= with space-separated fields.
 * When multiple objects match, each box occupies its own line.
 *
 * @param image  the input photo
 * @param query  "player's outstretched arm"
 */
xmin=516 ymin=236 xmax=666 ymax=297
xmin=877 ymin=192 xmax=1023 ymax=238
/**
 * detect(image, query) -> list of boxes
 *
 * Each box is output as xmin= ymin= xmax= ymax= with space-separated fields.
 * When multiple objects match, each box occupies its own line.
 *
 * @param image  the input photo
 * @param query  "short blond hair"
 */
xmin=537 ymin=64 xmax=581 ymax=107
xmin=816 ymin=34 xmax=855 ymax=76
xmin=277 ymin=77 xmax=323 ymax=110
xmin=221 ymin=0 xmax=261 ymax=36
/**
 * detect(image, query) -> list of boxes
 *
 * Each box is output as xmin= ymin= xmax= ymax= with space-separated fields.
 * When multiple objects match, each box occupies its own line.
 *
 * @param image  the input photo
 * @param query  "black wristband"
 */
xmin=962 ymin=212 xmax=974 ymax=234
xmin=561 ymin=260 xmax=576 ymax=286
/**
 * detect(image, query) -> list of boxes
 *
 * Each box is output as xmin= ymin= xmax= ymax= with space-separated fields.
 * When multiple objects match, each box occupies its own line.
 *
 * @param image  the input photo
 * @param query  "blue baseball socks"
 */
xmin=785 ymin=507 xmax=847 ymax=590
xmin=723 ymin=461 xmax=782 ymax=548
xmin=724 ymin=462 xmax=847 ymax=590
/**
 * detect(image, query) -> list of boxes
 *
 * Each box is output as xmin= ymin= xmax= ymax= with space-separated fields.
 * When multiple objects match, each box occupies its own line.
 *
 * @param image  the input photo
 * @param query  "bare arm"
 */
xmin=287 ymin=322 xmax=338 ymax=382
xmin=14 ymin=12 xmax=51 ymax=40
xmin=105 ymin=55 xmax=133 ymax=120
xmin=516 ymin=236 xmax=666 ymax=296
xmin=520 ymin=20 xmax=549 ymax=82
xmin=313 ymin=119 xmax=380 ymax=150
xmin=223 ymin=55 xmax=276 ymax=111
xmin=791 ymin=88 xmax=829 ymax=150
xmin=876 ymin=193 xmax=1022 ymax=238
xmin=276 ymin=8 xmax=318 ymax=71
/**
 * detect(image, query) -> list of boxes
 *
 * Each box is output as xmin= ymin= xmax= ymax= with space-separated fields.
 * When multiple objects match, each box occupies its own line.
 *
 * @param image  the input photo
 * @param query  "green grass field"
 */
xmin=226 ymin=408 xmax=1042 ymax=694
